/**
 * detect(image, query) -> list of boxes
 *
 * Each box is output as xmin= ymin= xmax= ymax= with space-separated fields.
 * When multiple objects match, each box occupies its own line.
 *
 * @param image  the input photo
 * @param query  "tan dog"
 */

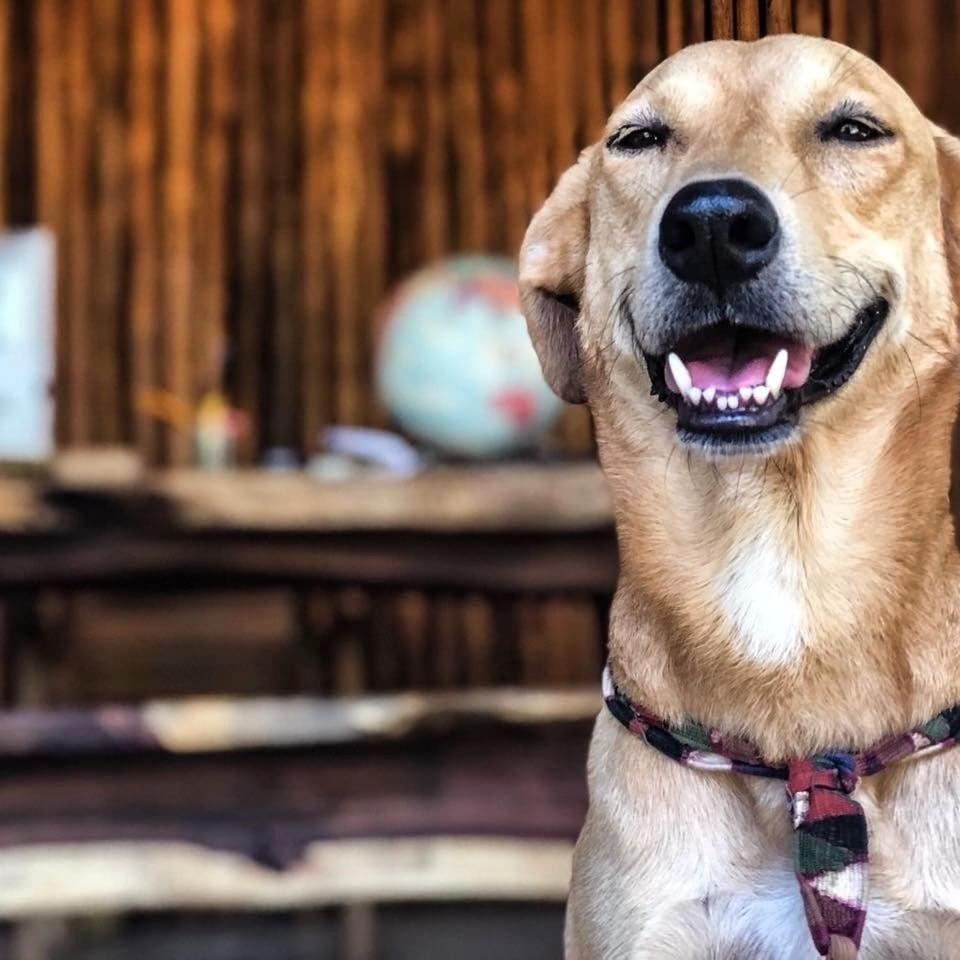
xmin=520 ymin=35 xmax=960 ymax=959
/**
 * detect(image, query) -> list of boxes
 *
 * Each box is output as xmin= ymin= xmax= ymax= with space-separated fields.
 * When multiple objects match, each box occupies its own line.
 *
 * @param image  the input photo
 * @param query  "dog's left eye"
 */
xmin=607 ymin=124 xmax=670 ymax=152
xmin=821 ymin=116 xmax=890 ymax=144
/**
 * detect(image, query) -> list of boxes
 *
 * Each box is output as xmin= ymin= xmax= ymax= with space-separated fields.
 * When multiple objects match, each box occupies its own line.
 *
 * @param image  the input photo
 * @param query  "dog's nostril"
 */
xmin=729 ymin=213 xmax=776 ymax=250
xmin=662 ymin=218 xmax=696 ymax=253
xmin=729 ymin=213 xmax=770 ymax=249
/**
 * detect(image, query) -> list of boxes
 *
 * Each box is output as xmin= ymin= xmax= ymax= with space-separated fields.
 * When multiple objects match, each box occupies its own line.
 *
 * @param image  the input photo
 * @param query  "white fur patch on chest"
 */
xmin=713 ymin=529 xmax=805 ymax=665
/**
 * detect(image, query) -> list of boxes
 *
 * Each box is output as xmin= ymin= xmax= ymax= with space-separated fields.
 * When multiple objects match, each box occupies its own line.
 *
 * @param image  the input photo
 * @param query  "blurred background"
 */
xmin=0 ymin=1 xmax=955 ymax=957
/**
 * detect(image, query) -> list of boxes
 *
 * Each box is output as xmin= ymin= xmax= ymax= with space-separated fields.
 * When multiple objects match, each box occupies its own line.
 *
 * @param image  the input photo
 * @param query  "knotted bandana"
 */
xmin=602 ymin=664 xmax=960 ymax=959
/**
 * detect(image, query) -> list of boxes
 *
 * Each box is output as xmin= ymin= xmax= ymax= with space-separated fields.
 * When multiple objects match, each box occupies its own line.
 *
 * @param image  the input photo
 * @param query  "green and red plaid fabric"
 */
xmin=602 ymin=665 xmax=960 ymax=959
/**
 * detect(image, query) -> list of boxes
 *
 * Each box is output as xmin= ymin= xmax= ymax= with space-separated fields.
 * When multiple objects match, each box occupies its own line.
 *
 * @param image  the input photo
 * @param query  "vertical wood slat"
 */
xmin=793 ymin=0 xmax=824 ymax=34
xmin=6 ymin=0 xmax=35 ymax=227
xmin=635 ymin=0 xmax=662 ymax=85
xmin=766 ymin=0 xmax=794 ymax=32
xmin=63 ymin=0 xmax=93 ymax=446
xmin=419 ymin=0 xmax=449 ymax=265
xmin=736 ymin=0 xmax=761 ymax=38
xmin=521 ymin=0 xmax=552 ymax=225
xmin=91 ymin=0 xmax=126 ymax=445
xmin=712 ymin=0 xmax=736 ymax=38
xmin=35 ymin=0 xmax=65 ymax=442
xmin=826 ymin=0 xmax=848 ymax=43
xmin=877 ymin=0 xmax=937 ymax=117
xmin=664 ymin=0 xmax=686 ymax=54
xmin=604 ymin=0 xmax=633 ymax=117
xmin=128 ymin=0 xmax=161 ymax=462
xmin=449 ymin=0 xmax=488 ymax=252
xmin=301 ymin=0 xmax=336 ymax=453
xmin=843 ymin=0 xmax=878 ymax=57
xmin=265 ymin=0 xmax=302 ymax=449
xmin=352 ymin=0 xmax=387 ymax=428
xmin=481 ymin=0 xmax=526 ymax=254
xmin=162 ymin=0 xmax=199 ymax=464
xmin=331 ymin=0 xmax=370 ymax=426
xmin=688 ymin=0 xmax=707 ymax=42
xmin=233 ymin=0 xmax=266 ymax=460
xmin=195 ymin=0 xmax=236 ymax=406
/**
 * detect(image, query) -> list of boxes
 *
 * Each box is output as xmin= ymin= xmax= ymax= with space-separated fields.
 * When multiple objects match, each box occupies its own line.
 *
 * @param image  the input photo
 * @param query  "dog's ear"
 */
xmin=932 ymin=126 xmax=960 ymax=536
xmin=933 ymin=126 xmax=960 ymax=279
xmin=518 ymin=147 xmax=596 ymax=404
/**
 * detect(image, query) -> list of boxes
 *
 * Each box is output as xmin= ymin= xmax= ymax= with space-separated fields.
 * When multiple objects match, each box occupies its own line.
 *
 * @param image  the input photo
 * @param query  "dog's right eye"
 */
xmin=607 ymin=124 xmax=670 ymax=153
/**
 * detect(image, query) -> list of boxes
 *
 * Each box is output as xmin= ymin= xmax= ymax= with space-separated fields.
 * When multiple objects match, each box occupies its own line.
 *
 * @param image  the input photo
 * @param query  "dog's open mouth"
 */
xmin=643 ymin=298 xmax=889 ymax=450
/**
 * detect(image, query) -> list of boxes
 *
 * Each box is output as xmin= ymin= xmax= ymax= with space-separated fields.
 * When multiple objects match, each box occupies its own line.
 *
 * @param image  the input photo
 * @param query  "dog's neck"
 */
xmin=600 ymin=385 xmax=960 ymax=761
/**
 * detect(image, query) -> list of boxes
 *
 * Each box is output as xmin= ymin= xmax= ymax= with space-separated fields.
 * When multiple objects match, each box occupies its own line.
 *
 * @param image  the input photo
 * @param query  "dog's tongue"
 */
xmin=667 ymin=326 xmax=814 ymax=392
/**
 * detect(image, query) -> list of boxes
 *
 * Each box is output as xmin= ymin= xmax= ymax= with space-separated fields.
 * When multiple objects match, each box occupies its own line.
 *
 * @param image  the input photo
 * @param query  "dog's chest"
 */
xmin=712 ymin=526 xmax=805 ymax=665
xmin=571 ymin=717 xmax=960 ymax=958
xmin=572 ymin=813 xmax=959 ymax=960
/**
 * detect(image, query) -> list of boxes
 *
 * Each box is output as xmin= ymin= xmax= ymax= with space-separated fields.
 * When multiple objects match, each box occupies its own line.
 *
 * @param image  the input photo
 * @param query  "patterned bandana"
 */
xmin=602 ymin=664 xmax=960 ymax=959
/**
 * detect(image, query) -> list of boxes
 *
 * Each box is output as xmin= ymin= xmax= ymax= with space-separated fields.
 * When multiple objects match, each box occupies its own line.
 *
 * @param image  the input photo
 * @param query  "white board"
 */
xmin=0 ymin=229 xmax=55 ymax=462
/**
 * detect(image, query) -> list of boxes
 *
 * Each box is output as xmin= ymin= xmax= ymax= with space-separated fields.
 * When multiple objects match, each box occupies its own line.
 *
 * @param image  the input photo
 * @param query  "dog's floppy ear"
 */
xmin=518 ymin=147 xmax=596 ymax=404
xmin=932 ymin=126 xmax=960 ymax=537
xmin=933 ymin=126 xmax=960 ymax=281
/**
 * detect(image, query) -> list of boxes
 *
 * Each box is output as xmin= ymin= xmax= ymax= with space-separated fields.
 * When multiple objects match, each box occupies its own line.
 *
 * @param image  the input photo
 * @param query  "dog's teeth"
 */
xmin=753 ymin=384 xmax=770 ymax=405
xmin=667 ymin=353 xmax=693 ymax=395
xmin=765 ymin=349 xmax=788 ymax=399
xmin=702 ymin=386 xmax=716 ymax=404
xmin=717 ymin=394 xmax=728 ymax=411
xmin=739 ymin=386 xmax=753 ymax=403
xmin=687 ymin=386 xmax=702 ymax=406
xmin=727 ymin=394 xmax=739 ymax=409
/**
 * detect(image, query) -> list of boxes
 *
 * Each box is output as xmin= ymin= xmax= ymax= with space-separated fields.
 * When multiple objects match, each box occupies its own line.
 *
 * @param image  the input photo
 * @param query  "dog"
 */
xmin=519 ymin=35 xmax=960 ymax=959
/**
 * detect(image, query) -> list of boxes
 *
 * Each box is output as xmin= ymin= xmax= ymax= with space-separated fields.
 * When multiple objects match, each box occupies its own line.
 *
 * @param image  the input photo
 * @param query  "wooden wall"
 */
xmin=0 ymin=0 xmax=957 ymax=463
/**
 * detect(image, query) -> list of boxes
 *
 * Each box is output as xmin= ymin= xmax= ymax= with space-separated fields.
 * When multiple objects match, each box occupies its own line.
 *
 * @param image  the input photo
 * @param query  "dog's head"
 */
xmin=520 ymin=35 xmax=960 ymax=460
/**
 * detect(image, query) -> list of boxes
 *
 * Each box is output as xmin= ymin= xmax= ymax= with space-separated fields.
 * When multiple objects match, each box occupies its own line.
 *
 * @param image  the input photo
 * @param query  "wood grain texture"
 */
xmin=736 ymin=0 xmax=762 ymax=38
xmin=128 ymin=0 xmax=162 ymax=463
xmin=765 ymin=0 xmax=794 ymax=33
xmin=712 ymin=0 xmax=736 ymax=38
xmin=11 ymin=0 xmax=958 ymax=465
xmin=162 ymin=0 xmax=199 ymax=464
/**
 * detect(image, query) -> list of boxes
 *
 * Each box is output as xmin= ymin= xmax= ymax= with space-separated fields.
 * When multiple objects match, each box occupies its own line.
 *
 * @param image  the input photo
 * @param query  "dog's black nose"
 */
xmin=658 ymin=179 xmax=780 ymax=294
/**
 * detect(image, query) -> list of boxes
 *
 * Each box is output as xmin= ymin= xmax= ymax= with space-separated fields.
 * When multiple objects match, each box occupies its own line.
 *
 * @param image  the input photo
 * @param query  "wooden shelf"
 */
xmin=158 ymin=462 xmax=612 ymax=534
xmin=0 ymin=837 xmax=574 ymax=918
xmin=0 ymin=689 xmax=592 ymax=916
xmin=0 ymin=686 xmax=598 ymax=757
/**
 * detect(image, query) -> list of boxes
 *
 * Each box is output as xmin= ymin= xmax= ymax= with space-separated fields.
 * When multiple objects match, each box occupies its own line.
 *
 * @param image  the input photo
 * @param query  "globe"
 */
xmin=376 ymin=255 xmax=564 ymax=458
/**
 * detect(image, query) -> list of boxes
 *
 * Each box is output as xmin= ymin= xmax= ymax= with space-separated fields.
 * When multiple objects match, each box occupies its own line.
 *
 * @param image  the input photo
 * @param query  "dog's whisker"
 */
xmin=899 ymin=344 xmax=924 ymax=424
xmin=906 ymin=330 xmax=952 ymax=361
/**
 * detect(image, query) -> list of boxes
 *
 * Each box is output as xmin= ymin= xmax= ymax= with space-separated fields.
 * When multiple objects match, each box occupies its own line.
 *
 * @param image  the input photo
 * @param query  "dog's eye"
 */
xmin=821 ymin=116 xmax=890 ymax=144
xmin=607 ymin=123 xmax=670 ymax=152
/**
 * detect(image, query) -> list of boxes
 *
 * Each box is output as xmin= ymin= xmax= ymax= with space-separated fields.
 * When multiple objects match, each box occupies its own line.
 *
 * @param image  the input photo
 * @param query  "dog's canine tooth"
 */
xmin=765 ymin=349 xmax=788 ymax=398
xmin=687 ymin=386 xmax=702 ymax=406
xmin=717 ymin=394 xmax=728 ymax=411
xmin=702 ymin=386 xmax=716 ymax=404
xmin=727 ymin=394 xmax=739 ymax=409
xmin=753 ymin=384 xmax=770 ymax=405
xmin=667 ymin=353 xmax=693 ymax=395
xmin=739 ymin=386 xmax=753 ymax=403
